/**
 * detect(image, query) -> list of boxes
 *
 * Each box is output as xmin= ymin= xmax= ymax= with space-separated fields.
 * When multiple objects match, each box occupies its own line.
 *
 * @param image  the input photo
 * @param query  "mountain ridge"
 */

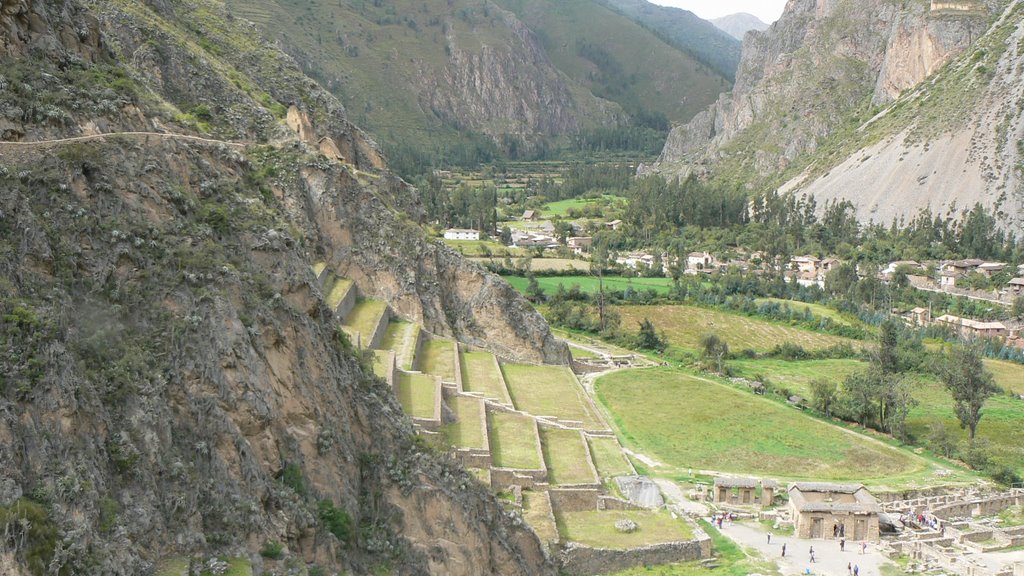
xmin=710 ymin=12 xmax=769 ymax=41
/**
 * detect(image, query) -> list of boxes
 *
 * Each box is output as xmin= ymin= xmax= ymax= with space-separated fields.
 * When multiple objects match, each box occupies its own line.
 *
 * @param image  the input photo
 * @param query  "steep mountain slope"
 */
xmin=782 ymin=1 xmax=1024 ymax=229
xmin=645 ymin=0 xmax=996 ymax=195
xmin=598 ymin=0 xmax=742 ymax=80
xmin=224 ymin=0 xmax=731 ymax=167
xmin=711 ymin=12 xmax=769 ymax=41
xmin=0 ymin=0 xmax=563 ymax=573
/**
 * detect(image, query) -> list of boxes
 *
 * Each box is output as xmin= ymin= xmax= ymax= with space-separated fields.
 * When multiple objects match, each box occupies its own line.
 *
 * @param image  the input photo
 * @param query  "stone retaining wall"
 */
xmin=364 ymin=306 xmax=390 ymax=350
xmin=490 ymin=467 xmax=548 ymax=490
xmin=549 ymin=488 xmax=602 ymax=512
xmin=557 ymin=532 xmax=711 ymax=576
xmin=334 ymin=278 xmax=358 ymax=321
xmin=934 ymin=494 xmax=1021 ymax=520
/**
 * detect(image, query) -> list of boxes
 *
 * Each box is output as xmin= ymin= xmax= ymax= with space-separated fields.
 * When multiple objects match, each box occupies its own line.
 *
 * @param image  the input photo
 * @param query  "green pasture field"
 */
xmin=595 ymin=368 xmax=930 ymax=483
xmin=397 ymin=373 xmax=437 ymax=419
xmin=616 ymin=304 xmax=857 ymax=353
xmin=729 ymin=358 xmax=1024 ymax=473
xmin=985 ymin=359 xmax=1024 ymax=394
xmin=443 ymin=239 xmax=524 ymax=257
xmin=540 ymin=195 xmax=621 ymax=217
xmin=504 ymin=275 xmax=676 ymax=296
xmin=587 ymin=436 xmax=634 ymax=478
xmin=501 ymin=364 xmax=602 ymax=429
xmin=555 ymin=510 xmax=694 ymax=549
xmin=755 ymin=297 xmax=862 ymax=327
xmin=418 ymin=338 xmax=456 ymax=383
xmin=443 ymin=396 xmax=486 ymax=450
xmin=488 ymin=410 xmax=542 ymax=470
xmin=540 ymin=427 xmax=597 ymax=485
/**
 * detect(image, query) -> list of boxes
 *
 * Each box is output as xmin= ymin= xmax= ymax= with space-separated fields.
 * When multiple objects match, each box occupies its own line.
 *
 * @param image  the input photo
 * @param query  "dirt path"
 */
xmin=0 ymin=131 xmax=251 ymax=149
xmin=720 ymin=521 xmax=894 ymax=576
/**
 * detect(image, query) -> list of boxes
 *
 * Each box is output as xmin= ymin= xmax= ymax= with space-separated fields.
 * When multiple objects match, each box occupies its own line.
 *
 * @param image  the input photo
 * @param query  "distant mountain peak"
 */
xmin=710 ymin=12 xmax=769 ymax=40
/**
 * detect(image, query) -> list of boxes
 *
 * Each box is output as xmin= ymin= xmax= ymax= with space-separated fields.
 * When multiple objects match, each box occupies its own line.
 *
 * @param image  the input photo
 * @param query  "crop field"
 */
xmin=616 ymin=304 xmax=857 ymax=353
xmin=459 ymin=351 xmax=511 ymax=403
xmin=397 ymin=373 xmax=437 ymax=419
xmin=540 ymin=427 xmax=597 ymax=485
xmin=596 ymin=368 xmax=928 ymax=482
xmin=555 ymin=510 xmax=694 ymax=549
xmin=587 ymin=436 xmax=634 ymax=478
xmin=343 ymin=299 xmax=387 ymax=344
xmin=470 ymin=257 xmax=592 ymax=272
xmin=443 ymin=396 xmax=486 ymax=450
xmin=504 ymin=275 xmax=676 ymax=296
xmin=418 ymin=338 xmax=456 ymax=383
xmin=522 ymin=491 xmax=559 ymax=545
xmin=488 ymin=410 xmax=542 ymax=470
xmin=985 ymin=359 xmax=1024 ymax=394
xmin=502 ymin=364 xmax=603 ymax=429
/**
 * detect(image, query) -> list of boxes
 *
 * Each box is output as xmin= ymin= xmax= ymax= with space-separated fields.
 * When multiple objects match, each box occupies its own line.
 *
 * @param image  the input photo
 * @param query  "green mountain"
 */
xmin=224 ymin=0 xmax=732 ymax=171
xmin=599 ymin=0 xmax=742 ymax=81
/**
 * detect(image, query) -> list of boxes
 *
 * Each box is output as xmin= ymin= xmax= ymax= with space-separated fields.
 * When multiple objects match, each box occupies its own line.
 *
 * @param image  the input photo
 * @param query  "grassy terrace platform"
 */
xmin=311 ymin=261 xmax=327 ymax=280
xmin=587 ymin=436 xmax=634 ymax=478
xmin=501 ymin=364 xmax=602 ymax=429
xmin=488 ymin=410 xmax=541 ymax=470
xmin=379 ymin=321 xmax=419 ymax=371
xmin=540 ymin=427 xmax=596 ymax=485
xmin=324 ymin=276 xmax=354 ymax=311
xmin=371 ymin=351 xmax=394 ymax=381
xmin=556 ymin=510 xmax=694 ymax=549
xmin=596 ymin=368 xmax=928 ymax=482
xmin=397 ymin=373 xmax=438 ymax=420
xmin=460 ymin=351 xmax=511 ymax=402
xmin=443 ymin=396 xmax=486 ymax=450
xmin=342 ymin=299 xmax=387 ymax=344
xmin=522 ymin=491 xmax=559 ymax=545
xmin=616 ymin=304 xmax=857 ymax=353
xmin=418 ymin=337 xmax=457 ymax=382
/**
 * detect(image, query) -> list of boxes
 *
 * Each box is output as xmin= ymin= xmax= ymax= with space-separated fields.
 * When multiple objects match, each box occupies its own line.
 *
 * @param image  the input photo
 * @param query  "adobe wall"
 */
xmin=557 ymin=533 xmax=711 ymax=576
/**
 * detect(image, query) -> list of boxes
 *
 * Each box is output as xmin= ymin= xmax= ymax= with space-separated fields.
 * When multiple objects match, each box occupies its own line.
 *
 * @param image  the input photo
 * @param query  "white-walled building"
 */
xmin=444 ymin=228 xmax=481 ymax=241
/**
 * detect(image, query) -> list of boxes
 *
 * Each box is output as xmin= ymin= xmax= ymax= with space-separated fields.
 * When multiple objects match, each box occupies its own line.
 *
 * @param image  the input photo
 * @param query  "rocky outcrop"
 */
xmin=0 ymin=0 xmax=563 ymax=573
xmin=646 ymin=0 xmax=993 ymax=184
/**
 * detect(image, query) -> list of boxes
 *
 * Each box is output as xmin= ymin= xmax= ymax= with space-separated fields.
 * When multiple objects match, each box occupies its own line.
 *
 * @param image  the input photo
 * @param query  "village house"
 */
xmin=791 ymin=255 xmax=821 ymax=279
xmin=605 ymin=219 xmax=623 ymax=231
xmin=909 ymin=307 xmax=931 ymax=326
xmin=940 ymin=259 xmax=984 ymax=285
xmin=522 ymin=209 xmax=538 ymax=221
xmin=881 ymin=260 xmax=922 ymax=280
xmin=819 ymin=257 xmax=842 ymax=278
xmin=566 ymin=236 xmax=593 ymax=255
xmin=977 ymin=262 xmax=1007 ymax=277
xmin=788 ymin=483 xmax=881 ymax=541
xmin=686 ymin=251 xmax=717 ymax=274
xmin=511 ymin=231 xmax=558 ymax=249
xmin=934 ymin=314 xmax=1008 ymax=338
xmin=443 ymin=228 xmax=481 ymax=241
xmin=615 ymin=252 xmax=661 ymax=273
xmin=1009 ymin=277 xmax=1024 ymax=294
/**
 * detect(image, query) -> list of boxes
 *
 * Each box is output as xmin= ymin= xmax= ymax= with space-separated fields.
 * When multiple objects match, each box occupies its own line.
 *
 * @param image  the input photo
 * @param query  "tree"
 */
xmin=525 ymin=273 xmax=545 ymax=304
xmin=635 ymin=318 xmax=666 ymax=352
xmin=1014 ymin=295 xmax=1024 ymax=319
xmin=939 ymin=344 xmax=999 ymax=440
xmin=699 ymin=333 xmax=729 ymax=374
xmin=810 ymin=378 xmax=839 ymax=417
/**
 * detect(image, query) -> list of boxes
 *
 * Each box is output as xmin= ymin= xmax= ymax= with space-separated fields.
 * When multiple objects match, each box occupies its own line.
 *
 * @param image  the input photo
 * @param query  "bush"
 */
xmin=279 ymin=463 xmax=305 ymax=495
xmin=987 ymin=464 xmax=1022 ymax=486
xmin=260 ymin=540 xmax=285 ymax=559
xmin=318 ymin=499 xmax=353 ymax=543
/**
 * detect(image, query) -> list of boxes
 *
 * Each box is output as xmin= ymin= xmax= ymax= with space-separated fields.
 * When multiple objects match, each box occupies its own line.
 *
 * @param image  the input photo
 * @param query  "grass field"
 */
xmin=541 ymin=195 xmax=620 ymax=217
xmin=985 ymin=359 xmax=1024 ymax=394
xmin=471 ymin=257 xmax=592 ymax=272
xmin=729 ymin=358 xmax=1024 ymax=474
xmin=556 ymin=510 xmax=694 ymax=549
xmin=540 ymin=427 xmax=597 ymax=485
xmin=443 ymin=239 xmax=523 ymax=257
xmin=616 ymin=304 xmax=856 ymax=353
xmin=504 ymin=275 xmax=676 ymax=296
xmin=596 ymin=368 xmax=928 ymax=482
xmin=342 ymin=299 xmax=387 ymax=344
xmin=587 ymin=436 xmax=634 ymax=478
xmin=756 ymin=297 xmax=860 ymax=327
xmin=418 ymin=338 xmax=456 ymax=383
xmin=522 ymin=491 xmax=559 ymax=545
xmin=502 ymin=364 xmax=603 ymax=429
xmin=324 ymin=276 xmax=354 ymax=311
xmin=443 ymin=396 xmax=486 ymax=450
xmin=460 ymin=351 xmax=511 ymax=403
xmin=488 ymin=410 xmax=542 ymax=470
xmin=569 ymin=344 xmax=600 ymax=359
xmin=397 ymin=373 xmax=437 ymax=419
xmin=378 ymin=321 xmax=419 ymax=371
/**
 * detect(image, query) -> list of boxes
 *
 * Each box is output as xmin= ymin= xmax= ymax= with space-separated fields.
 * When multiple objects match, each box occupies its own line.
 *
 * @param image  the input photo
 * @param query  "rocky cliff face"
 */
xmin=781 ymin=0 xmax=1024 ymax=230
xmin=0 ymin=0 xmax=562 ymax=573
xmin=646 ymin=0 xmax=994 ymax=186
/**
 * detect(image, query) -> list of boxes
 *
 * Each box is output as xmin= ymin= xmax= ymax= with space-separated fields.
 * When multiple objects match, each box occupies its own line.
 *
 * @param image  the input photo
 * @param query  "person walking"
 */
xmin=848 ymin=562 xmax=853 ymax=575
xmin=840 ymin=538 xmax=846 ymax=552
xmin=782 ymin=543 xmax=787 ymax=557
xmin=853 ymin=564 xmax=860 ymax=576
xmin=767 ymin=531 xmax=773 ymax=544
xmin=809 ymin=545 xmax=815 ymax=563
xmin=861 ymin=541 xmax=867 ymax=554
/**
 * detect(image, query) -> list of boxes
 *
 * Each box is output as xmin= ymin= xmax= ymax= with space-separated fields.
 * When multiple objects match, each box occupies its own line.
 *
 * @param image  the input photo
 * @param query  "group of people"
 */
xmin=769 ymin=529 xmax=871 ymax=574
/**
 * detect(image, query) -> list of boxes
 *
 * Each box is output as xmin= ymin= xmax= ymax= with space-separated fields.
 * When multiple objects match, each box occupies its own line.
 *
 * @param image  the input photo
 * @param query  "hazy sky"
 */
xmin=649 ymin=0 xmax=788 ymax=24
